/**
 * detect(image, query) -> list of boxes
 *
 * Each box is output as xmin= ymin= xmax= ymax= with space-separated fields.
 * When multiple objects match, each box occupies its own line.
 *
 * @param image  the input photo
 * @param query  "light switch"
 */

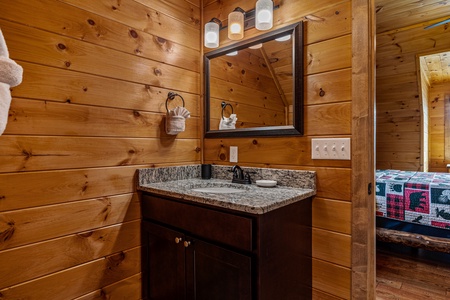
xmin=230 ymin=146 xmax=238 ymax=162
xmin=311 ymin=138 xmax=351 ymax=160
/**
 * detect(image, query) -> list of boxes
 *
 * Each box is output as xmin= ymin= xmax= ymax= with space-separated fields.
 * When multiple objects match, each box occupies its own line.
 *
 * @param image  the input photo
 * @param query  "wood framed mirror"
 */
xmin=204 ymin=22 xmax=304 ymax=138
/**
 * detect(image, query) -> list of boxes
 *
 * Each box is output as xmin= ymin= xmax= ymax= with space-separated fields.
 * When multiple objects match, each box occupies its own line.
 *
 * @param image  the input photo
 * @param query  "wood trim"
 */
xmin=376 ymin=227 xmax=450 ymax=254
xmin=351 ymin=0 xmax=376 ymax=298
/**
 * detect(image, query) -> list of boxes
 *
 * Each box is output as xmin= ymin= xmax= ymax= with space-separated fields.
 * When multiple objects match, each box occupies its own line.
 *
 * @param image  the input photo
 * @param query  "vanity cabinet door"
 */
xmin=143 ymin=220 xmax=252 ymax=300
xmin=143 ymin=221 xmax=186 ymax=300
xmin=185 ymin=237 xmax=252 ymax=300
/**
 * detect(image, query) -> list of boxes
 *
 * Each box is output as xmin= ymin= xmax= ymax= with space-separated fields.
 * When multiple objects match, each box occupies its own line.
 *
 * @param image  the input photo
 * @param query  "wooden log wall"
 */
xmin=428 ymin=83 xmax=450 ymax=172
xmin=0 ymin=0 xmax=200 ymax=299
xmin=204 ymin=1 xmax=356 ymax=298
xmin=376 ymin=8 xmax=450 ymax=171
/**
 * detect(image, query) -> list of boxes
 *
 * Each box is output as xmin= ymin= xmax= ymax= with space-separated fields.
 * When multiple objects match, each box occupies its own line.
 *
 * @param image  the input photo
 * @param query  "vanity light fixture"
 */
xmin=255 ymin=0 xmax=274 ymax=30
xmin=204 ymin=2 xmax=279 ymax=47
xmin=204 ymin=18 xmax=222 ymax=48
xmin=228 ymin=7 xmax=245 ymax=40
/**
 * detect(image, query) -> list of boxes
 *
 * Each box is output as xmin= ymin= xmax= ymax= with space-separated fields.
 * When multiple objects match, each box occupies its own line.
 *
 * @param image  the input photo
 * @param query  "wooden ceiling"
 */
xmin=376 ymin=0 xmax=450 ymax=86
xmin=375 ymin=0 xmax=450 ymax=34
xmin=420 ymin=51 xmax=450 ymax=85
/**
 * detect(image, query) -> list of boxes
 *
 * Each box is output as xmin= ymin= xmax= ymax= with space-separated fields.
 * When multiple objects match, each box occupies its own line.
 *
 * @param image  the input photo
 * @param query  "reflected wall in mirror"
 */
xmin=204 ymin=22 xmax=303 ymax=138
xmin=375 ymin=0 xmax=450 ymax=172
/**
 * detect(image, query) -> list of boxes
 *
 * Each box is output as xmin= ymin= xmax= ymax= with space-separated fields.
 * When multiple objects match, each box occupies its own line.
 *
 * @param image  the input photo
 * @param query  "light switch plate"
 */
xmin=311 ymin=138 xmax=351 ymax=160
xmin=230 ymin=146 xmax=238 ymax=162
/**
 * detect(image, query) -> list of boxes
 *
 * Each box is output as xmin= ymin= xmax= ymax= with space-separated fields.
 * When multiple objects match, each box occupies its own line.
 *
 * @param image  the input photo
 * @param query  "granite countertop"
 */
xmin=138 ymin=165 xmax=316 ymax=214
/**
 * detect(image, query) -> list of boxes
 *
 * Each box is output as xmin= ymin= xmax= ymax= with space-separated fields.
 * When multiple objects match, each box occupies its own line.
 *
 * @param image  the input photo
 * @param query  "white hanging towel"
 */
xmin=165 ymin=106 xmax=190 ymax=135
xmin=219 ymin=113 xmax=237 ymax=130
xmin=0 ymin=28 xmax=23 ymax=136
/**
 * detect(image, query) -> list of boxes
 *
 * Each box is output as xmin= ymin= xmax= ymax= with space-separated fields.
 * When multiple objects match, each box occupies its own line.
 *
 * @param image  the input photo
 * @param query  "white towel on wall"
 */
xmin=0 ymin=28 xmax=23 ymax=136
xmin=219 ymin=114 xmax=237 ymax=130
xmin=165 ymin=106 xmax=190 ymax=135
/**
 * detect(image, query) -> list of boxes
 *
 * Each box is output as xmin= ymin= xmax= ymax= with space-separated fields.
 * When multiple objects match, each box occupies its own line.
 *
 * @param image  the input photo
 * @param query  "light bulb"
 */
xmin=230 ymin=23 xmax=242 ymax=34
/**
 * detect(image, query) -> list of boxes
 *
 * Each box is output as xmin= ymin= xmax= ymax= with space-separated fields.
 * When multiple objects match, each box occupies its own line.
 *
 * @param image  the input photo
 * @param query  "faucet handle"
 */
xmin=244 ymin=172 xmax=252 ymax=184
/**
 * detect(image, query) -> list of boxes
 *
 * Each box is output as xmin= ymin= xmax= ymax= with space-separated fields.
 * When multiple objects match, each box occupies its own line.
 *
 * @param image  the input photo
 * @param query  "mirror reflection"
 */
xmin=209 ymin=36 xmax=293 ymax=130
xmin=204 ymin=22 xmax=303 ymax=138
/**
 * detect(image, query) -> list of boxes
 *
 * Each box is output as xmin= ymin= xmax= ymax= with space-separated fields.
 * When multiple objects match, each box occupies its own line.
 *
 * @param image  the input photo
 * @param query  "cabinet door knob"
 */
xmin=175 ymin=237 xmax=183 ymax=244
xmin=183 ymin=241 xmax=191 ymax=248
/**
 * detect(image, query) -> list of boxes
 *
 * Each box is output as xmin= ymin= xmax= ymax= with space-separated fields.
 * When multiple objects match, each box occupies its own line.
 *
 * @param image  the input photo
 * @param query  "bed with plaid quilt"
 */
xmin=376 ymin=170 xmax=450 ymax=230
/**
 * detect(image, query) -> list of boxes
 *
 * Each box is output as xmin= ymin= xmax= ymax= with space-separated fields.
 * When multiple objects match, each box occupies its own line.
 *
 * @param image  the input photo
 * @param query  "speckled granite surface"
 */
xmin=138 ymin=165 xmax=316 ymax=214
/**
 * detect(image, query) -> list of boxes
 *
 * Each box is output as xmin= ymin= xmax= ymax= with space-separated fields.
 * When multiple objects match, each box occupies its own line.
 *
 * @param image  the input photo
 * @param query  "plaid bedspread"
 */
xmin=376 ymin=170 xmax=450 ymax=230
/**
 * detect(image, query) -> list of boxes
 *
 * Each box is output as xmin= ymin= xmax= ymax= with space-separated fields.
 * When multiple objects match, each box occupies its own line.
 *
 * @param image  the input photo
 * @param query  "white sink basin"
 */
xmin=191 ymin=187 xmax=247 ymax=194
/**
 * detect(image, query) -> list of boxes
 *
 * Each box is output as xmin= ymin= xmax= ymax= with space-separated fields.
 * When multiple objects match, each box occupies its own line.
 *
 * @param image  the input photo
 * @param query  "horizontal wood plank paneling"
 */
xmin=1 ymin=20 xmax=200 ymax=94
xmin=132 ymin=0 xmax=201 ymax=28
xmin=7 ymin=98 xmax=200 ymax=138
xmin=0 ymin=247 xmax=141 ymax=300
xmin=305 ymin=68 xmax=352 ymax=105
xmin=307 ymin=167 xmax=351 ymax=200
xmin=1 ymin=0 xmax=200 ymax=298
xmin=313 ymin=228 xmax=351 ymax=267
xmin=60 ymin=0 xmax=201 ymax=50
xmin=0 ymin=136 xmax=200 ymax=172
xmin=306 ymin=35 xmax=352 ymax=75
xmin=0 ymin=166 xmax=139 ymax=211
xmin=0 ymin=193 xmax=140 ymax=250
xmin=203 ymin=137 xmax=351 ymax=168
xmin=313 ymin=258 xmax=351 ymax=299
xmin=304 ymin=1 xmax=352 ymax=45
xmin=312 ymin=289 xmax=345 ymax=300
xmin=74 ymin=273 xmax=142 ymax=300
xmin=0 ymin=221 xmax=140 ymax=289
xmin=305 ymin=102 xmax=351 ymax=135
xmin=0 ymin=0 xmax=200 ymax=72
xmin=11 ymin=62 xmax=200 ymax=114
xmin=313 ymin=198 xmax=351 ymax=234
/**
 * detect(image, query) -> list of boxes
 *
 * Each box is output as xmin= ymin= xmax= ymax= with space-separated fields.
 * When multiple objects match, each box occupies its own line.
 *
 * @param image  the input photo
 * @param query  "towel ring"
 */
xmin=165 ymin=92 xmax=185 ymax=113
xmin=221 ymin=101 xmax=234 ymax=119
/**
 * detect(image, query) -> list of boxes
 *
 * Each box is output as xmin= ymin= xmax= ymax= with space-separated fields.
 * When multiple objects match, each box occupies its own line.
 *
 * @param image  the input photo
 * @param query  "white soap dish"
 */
xmin=256 ymin=180 xmax=277 ymax=187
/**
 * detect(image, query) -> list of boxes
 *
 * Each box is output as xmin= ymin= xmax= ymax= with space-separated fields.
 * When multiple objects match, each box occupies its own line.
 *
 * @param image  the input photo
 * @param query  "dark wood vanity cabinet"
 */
xmin=141 ymin=193 xmax=312 ymax=300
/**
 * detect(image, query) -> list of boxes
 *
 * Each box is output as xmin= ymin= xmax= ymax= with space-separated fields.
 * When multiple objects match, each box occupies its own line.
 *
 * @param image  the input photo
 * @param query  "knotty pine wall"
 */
xmin=428 ymin=83 xmax=450 ymax=172
xmin=376 ymin=15 xmax=450 ymax=171
xmin=0 ymin=0 xmax=200 ymax=299
xmin=204 ymin=1 xmax=354 ymax=298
